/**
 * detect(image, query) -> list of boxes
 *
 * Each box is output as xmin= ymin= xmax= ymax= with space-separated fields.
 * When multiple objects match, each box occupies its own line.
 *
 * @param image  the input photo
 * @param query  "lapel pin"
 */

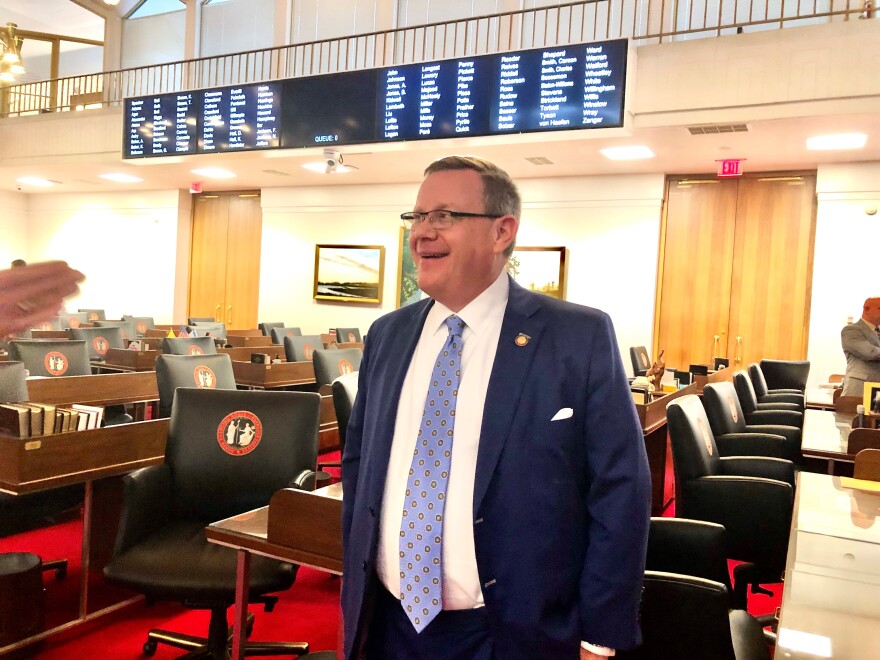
xmin=515 ymin=333 xmax=530 ymax=347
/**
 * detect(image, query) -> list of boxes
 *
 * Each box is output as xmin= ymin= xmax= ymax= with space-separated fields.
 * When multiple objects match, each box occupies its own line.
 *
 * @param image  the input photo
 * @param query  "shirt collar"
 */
xmin=426 ymin=270 xmax=510 ymax=338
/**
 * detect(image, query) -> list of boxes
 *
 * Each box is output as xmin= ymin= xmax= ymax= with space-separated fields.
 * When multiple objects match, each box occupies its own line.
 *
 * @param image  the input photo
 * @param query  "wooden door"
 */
xmin=655 ymin=178 xmax=738 ymax=369
xmin=726 ymin=174 xmax=816 ymax=367
xmin=189 ymin=195 xmax=229 ymax=322
xmin=223 ymin=194 xmax=262 ymax=329
xmin=188 ymin=192 xmax=262 ymax=328
xmin=655 ymin=173 xmax=816 ymax=371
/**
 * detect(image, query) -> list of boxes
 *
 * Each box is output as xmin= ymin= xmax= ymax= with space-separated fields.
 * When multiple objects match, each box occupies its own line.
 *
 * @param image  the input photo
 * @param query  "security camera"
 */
xmin=323 ymin=149 xmax=342 ymax=172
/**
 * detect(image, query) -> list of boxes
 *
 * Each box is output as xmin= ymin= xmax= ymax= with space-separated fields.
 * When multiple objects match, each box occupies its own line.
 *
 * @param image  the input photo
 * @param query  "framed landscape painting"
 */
xmin=507 ymin=246 xmax=567 ymax=299
xmin=314 ymin=244 xmax=385 ymax=304
xmin=396 ymin=227 xmax=426 ymax=308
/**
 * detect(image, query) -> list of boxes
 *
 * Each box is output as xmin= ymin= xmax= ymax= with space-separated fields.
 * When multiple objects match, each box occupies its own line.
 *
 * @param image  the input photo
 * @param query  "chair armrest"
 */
xmin=289 ymin=468 xmax=317 ymax=491
xmin=758 ymin=392 xmax=805 ymax=407
xmin=755 ymin=402 xmax=801 ymax=412
xmin=715 ymin=432 xmax=788 ymax=458
xmin=113 ymin=463 xmax=172 ymax=556
xmin=719 ymin=456 xmax=795 ymax=487
xmin=745 ymin=410 xmax=803 ymax=428
xmin=682 ymin=476 xmax=793 ymax=537
xmin=743 ymin=424 xmax=801 ymax=459
xmin=768 ymin=388 xmax=804 ymax=395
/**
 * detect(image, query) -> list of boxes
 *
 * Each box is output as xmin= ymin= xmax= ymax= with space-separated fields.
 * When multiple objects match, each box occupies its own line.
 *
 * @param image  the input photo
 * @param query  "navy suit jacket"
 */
xmin=341 ymin=279 xmax=652 ymax=659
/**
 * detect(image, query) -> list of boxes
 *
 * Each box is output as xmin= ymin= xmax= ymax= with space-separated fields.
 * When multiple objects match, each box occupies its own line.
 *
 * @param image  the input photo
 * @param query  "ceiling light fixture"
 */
xmin=190 ymin=167 xmax=236 ymax=179
xmin=599 ymin=145 xmax=655 ymax=160
xmin=302 ymin=149 xmax=358 ymax=174
xmin=103 ymin=0 xmax=121 ymax=5
xmin=17 ymin=177 xmax=55 ymax=187
xmin=0 ymin=23 xmax=25 ymax=83
xmin=806 ymin=133 xmax=867 ymax=151
xmin=99 ymin=173 xmax=144 ymax=183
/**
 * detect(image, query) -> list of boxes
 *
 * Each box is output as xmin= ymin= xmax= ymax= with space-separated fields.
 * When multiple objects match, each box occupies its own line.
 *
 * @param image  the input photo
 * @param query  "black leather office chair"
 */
xmin=318 ymin=371 xmax=358 ymax=473
xmin=703 ymin=382 xmax=801 ymax=462
xmin=754 ymin=359 xmax=810 ymax=393
xmin=69 ymin=326 xmax=125 ymax=361
xmin=269 ymin=326 xmax=302 ymax=345
xmin=155 ymin=354 xmax=237 ymax=419
xmin=312 ymin=348 xmax=362 ymax=387
xmin=617 ymin=518 xmax=771 ymax=660
xmin=161 ymin=336 xmax=218 ymax=356
xmin=749 ymin=362 xmax=807 ymax=409
xmin=334 ymin=327 xmax=361 ymax=344
xmin=191 ymin=321 xmax=227 ymax=341
xmin=78 ymin=308 xmax=106 ymax=322
xmin=259 ymin=322 xmax=284 ymax=337
xmin=8 ymin=339 xmax=91 ymax=377
xmin=667 ymin=394 xmax=794 ymax=605
xmin=95 ymin=319 xmax=138 ymax=340
xmin=629 ymin=346 xmax=651 ymax=377
xmin=282 ymin=335 xmax=322 ymax=362
xmin=122 ymin=316 xmax=156 ymax=337
xmin=103 ymin=388 xmax=320 ymax=659
xmin=733 ymin=371 xmax=804 ymax=416
xmin=56 ymin=312 xmax=89 ymax=329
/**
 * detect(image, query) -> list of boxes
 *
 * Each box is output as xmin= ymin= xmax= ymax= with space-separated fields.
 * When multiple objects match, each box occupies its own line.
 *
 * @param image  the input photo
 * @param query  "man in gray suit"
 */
xmin=841 ymin=297 xmax=880 ymax=396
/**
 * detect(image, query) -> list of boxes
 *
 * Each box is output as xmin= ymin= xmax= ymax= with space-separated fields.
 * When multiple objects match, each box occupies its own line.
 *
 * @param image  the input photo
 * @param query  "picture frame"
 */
xmin=864 ymin=382 xmax=880 ymax=415
xmin=507 ymin=246 xmax=567 ymax=300
xmin=396 ymin=227 xmax=425 ymax=308
xmin=313 ymin=244 xmax=385 ymax=304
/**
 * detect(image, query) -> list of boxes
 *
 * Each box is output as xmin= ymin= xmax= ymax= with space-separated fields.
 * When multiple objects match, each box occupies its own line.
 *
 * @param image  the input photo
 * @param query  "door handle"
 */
xmin=713 ymin=334 xmax=720 ymax=358
xmin=214 ymin=304 xmax=222 ymax=322
xmin=735 ymin=336 xmax=743 ymax=365
xmin=226 ymin=305 xmax=232 ymax=326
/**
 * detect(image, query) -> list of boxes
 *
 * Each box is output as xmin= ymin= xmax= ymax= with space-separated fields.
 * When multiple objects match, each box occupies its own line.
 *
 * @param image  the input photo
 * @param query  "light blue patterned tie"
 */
xmin=399 ymin=314 xmax=465 ymax=632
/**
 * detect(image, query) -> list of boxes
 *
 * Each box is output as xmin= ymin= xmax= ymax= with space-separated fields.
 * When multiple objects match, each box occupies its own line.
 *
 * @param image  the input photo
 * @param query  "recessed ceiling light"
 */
xmin=17 ymin=177 xmax=55 ymax=187
xmin=191 ymin=167 xmax=236 ymax=179
xmin=99 ymin=173 xmax=144 ymax=183
xmin=806 ymin=133 xmax=867 ymax=151
xmin=599 ymin=146 xmax=655 ymax=160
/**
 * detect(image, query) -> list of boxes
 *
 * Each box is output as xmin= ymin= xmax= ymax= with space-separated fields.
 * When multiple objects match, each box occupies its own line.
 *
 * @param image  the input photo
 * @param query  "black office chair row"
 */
xmin=667 ymin=393 xmax=794 ymax=607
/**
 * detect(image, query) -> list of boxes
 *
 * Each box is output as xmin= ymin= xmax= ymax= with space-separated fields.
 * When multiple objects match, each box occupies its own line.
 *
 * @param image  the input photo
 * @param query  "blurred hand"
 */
xmin=0 ymin=261 xmax=85 ymax=336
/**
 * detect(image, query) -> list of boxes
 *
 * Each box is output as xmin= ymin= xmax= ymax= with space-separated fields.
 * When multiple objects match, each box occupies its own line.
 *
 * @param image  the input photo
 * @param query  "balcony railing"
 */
xmin=0 ymin=0 xmax=873 ymax=118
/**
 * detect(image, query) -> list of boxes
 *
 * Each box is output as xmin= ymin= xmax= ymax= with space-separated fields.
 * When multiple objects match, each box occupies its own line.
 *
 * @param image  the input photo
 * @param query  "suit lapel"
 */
xmin=473 ymin=281 xmax=544 ymax=515
xmin=367 ymin=301 xmax=433 ymax=501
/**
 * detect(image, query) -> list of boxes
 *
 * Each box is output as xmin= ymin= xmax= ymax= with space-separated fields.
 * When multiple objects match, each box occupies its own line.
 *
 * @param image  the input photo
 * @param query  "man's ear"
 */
xmin=493 ymin=215 xmax=519 ymax=255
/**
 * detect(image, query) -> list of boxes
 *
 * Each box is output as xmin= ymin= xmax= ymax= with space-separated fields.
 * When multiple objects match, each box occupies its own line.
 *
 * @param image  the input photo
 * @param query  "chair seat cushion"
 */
xmin=104 ymin=520 xmax=294 ymax=602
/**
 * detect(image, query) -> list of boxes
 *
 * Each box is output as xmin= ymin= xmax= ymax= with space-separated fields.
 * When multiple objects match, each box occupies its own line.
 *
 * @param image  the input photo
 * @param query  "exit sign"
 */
xmin=717 ymin=159 xmax=744 ymax=178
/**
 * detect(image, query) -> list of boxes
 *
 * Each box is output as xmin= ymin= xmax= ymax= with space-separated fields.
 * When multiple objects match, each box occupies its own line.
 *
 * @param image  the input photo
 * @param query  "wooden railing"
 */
xmin=0 ymin=0 xmax=873 ymax=118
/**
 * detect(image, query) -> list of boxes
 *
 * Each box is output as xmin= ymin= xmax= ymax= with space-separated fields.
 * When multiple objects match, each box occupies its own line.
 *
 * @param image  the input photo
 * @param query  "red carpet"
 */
xmin=3 ymin=447 xmax=778 ymax=656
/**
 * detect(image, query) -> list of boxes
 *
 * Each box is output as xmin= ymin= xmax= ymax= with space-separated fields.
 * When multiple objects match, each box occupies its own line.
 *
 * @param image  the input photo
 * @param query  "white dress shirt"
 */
xmin=376 ymin=270 xmax=508 ymax=610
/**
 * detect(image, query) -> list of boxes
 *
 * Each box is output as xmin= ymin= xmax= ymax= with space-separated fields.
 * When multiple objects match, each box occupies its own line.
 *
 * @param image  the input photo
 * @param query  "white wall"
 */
xmin=261 ymin=173 xmax=664 ymax=373
xmin=0 ymin=191 xmax=28 ymax=267
xmin=22 ymin=190 xmax=183 ymax=323
xmin=807 ymin=162 xmax=880 ymax=388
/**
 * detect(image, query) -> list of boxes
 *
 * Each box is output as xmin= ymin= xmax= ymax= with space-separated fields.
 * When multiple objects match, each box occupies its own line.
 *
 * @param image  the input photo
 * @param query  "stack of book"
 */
xmin=0 ymin=403 xmax=105 ymax=438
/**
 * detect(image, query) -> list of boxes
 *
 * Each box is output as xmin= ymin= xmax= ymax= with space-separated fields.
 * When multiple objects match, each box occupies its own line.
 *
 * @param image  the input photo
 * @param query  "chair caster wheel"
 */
xmin=143 ymin=640 xmax=157 ymax=656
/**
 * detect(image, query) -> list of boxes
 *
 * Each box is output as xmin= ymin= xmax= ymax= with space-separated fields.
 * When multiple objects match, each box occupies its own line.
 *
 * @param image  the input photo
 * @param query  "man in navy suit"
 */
xmin=341 ymin=156 xmax=651 ymax=660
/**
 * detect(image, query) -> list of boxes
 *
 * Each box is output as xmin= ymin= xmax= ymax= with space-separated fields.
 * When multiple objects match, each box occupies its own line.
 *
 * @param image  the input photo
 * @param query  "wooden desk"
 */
xmin=776 ymin=472 xmax=880 ymax=658
xmin=27 ymin=371 xmax=159 ymax=421
xmin=806 ymin=387 xmax=837 ymax=410
xmin=635 ymin=384 xmax=696 ymax=515
xmin=94 ymin=348 xmax=160 ymax=372
xmin=206 ymin=483 xmax=342 ymax=660
xmin=0 ymin=419 xmax=168 ymax=656
xmin=226 ymin=335 xmax=273 ymax=348
xmin=801 ymin=408 xmax=859 ymax=473
xmin=232 ymin=360 xmax=316 ymax=388
xmin=693 ymin=367 xmax=735 ymax=394
xmin=220 ymin=345 xmax=284 ymax=362
xmin=227 ymin=329 xmax=264 ymax=339
xmin=30 ymin=330 xmax=70 ymax=339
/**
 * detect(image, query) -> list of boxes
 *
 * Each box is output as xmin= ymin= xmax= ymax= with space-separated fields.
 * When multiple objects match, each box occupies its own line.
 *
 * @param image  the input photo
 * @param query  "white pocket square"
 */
xmin=551 ymin=407 xmax=573 ymax=421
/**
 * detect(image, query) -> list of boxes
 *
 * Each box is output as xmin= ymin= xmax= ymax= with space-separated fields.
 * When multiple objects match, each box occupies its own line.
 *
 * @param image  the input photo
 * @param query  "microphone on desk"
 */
xmin=857 ymin=404 xmax=865 ymax=428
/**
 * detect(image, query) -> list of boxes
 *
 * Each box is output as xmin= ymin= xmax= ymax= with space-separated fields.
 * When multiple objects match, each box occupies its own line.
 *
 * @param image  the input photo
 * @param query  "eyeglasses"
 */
xmin=400 ymin=209 xmax=499 ymax=230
